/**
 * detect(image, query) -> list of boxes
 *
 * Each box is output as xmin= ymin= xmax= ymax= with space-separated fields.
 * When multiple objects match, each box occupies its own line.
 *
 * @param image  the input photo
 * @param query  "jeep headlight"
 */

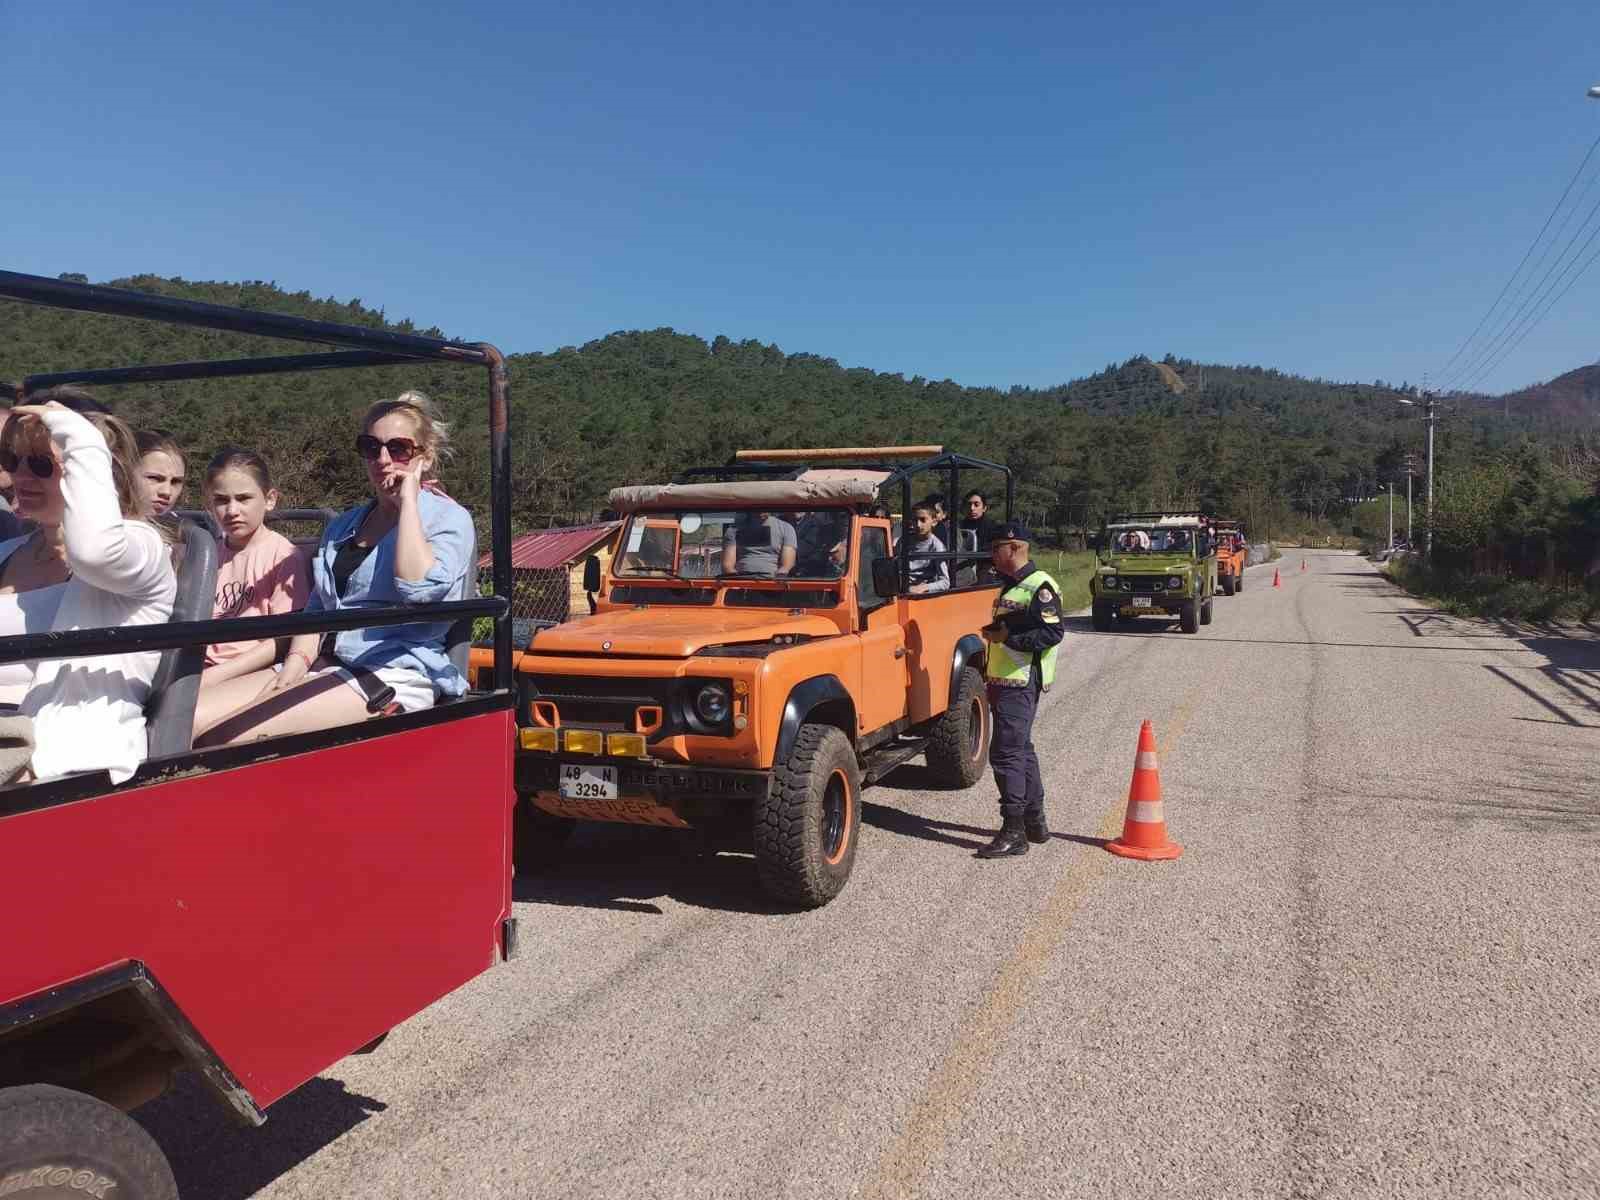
xmin=1101 ymin=574 xmax=1116 ymax=590
xmin=1168 ymin=575 xmax=1184 ymax=589
xmin=695 ymin=681 xmax=731 ymax=724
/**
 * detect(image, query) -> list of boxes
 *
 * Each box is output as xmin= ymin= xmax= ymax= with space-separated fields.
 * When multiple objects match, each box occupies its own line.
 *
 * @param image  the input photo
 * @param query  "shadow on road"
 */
xmin=861 ymin=800 xmax=991 ymax=850
xmin=136 ymin=1074 xmax=385 ymax=1200
xmin=512 ymin=823 xmax=788 ymax=917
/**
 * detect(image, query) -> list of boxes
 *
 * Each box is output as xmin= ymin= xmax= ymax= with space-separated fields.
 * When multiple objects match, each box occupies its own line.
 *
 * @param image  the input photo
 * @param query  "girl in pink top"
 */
xmin=194 ymin=449 xmax=309 ymax=728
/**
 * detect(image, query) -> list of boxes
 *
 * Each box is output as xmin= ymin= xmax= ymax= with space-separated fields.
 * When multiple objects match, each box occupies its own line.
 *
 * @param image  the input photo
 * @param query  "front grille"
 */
xmin=523 ymin=674 xmax=675 ymax=732
xmin=1123 ymin=576 xmax=1166 ymax=593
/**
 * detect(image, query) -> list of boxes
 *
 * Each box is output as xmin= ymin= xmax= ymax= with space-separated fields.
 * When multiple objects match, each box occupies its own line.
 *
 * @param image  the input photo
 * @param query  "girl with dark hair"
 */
xmin=0 ymin=399 xmax=176 ymax=781
xmin=192 ymin=448 xmax=310 ymax=731
xmin=134 ymin=428 xmax=187 ymax=517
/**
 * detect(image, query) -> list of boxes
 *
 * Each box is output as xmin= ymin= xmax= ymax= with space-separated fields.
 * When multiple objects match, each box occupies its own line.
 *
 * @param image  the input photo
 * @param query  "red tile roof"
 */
xmin=483 ymin=522 xmax=620 ymax=571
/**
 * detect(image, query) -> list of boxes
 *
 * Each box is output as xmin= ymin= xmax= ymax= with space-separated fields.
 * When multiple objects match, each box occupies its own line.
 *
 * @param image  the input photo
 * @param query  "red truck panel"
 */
xmin=0 ymin=709 xmax=514 ymax=1109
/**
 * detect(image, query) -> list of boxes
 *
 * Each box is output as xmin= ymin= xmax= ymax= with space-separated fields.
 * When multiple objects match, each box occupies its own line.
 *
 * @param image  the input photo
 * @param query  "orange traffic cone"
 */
xmin=1107 ymin=720 xmax=1182 ymax=861
xmin=1272 ymin=568 xmax=1281 ymax=588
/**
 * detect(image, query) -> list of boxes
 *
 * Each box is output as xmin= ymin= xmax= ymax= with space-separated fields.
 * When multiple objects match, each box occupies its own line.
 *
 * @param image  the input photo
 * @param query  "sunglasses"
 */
xmin=354 ymin=434 xmax=420 ymax=463
xmin=0 ymin=448 xmax=54 ymax=479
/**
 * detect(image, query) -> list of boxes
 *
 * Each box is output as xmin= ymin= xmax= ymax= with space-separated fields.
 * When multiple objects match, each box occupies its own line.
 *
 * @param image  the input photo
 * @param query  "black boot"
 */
xmin=1024 ymin=811 xmax=1050 ymax=844
xmin=977 ymin=816 xmax=1029 ymax=859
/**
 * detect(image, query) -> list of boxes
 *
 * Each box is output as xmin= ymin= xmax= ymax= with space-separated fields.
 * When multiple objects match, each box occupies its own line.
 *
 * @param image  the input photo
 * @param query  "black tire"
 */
xmin=1200 ymin=596 xmax=1214 ymax=625
xmin=1091 ymin=602 xmax=1112 ymax=632
xmin=1179 ymin=600 xmax=1199 ymax=634
xmin=756 ymin=724 xmax=861 ymax=908
xmin=0 ymin=1085 xmax=176 ymax=1200
xmin=925 ymin=665 xmax=990 ymax=788
xmin=1220 ymin=573 xmax=1235 ymax=596
xmin=513 ymin=793 xmax=577 ymax=868
xmin=1236 ymin=570 xmax=1244 ymax=592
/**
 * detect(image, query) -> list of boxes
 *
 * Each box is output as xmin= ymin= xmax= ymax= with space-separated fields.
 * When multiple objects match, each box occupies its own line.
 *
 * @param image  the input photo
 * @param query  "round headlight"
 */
xmin=1102 ymin=575 xmax=1116 ymax=590
xmin=695 ymin=682 xmax=731 ymax=724
xmin=1168 ymin=575 xmax=1183 ymax=588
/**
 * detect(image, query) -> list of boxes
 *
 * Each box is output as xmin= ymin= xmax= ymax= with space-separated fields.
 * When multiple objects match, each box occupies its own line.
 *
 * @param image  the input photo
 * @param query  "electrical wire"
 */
xmin=1435 ymin=126 xmax=1600 ymax=391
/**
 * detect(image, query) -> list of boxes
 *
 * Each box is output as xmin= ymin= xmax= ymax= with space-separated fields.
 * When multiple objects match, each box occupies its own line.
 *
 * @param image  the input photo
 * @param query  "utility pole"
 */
xmin=1387 ymin=482 xmax=1394 ymax=551
xmin=1406 ymin=465 xmax=1413 ymax=546
xmin=1424 ymin=390 xmax=1436 ymax=561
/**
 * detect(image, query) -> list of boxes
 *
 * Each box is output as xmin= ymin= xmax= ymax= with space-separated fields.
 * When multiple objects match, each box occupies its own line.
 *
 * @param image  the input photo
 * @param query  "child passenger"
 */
xmin=191 ymin=449 xmax=310 ymax=732
xmin=135 ymin=429 xmax=187 ymax=517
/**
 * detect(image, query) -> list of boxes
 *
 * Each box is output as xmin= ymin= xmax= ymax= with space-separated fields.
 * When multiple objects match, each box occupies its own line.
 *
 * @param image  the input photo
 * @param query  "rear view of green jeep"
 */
xmin=1090 ymin=512 xmax=1217 ymax=634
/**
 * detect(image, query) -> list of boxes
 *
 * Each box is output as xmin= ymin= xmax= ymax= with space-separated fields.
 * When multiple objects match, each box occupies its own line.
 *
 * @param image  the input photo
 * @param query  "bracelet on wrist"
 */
xmin=287 ymin=650 xmax=314 ymax=671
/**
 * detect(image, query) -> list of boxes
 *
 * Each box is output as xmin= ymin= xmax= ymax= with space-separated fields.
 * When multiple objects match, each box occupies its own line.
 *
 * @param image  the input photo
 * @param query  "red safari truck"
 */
xmin=0 ymin=271 xmax=519 ymax=1199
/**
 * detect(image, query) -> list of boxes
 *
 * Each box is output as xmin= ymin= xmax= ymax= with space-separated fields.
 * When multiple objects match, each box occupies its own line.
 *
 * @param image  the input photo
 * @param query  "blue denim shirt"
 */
xmin=306 ymin=490 xmax=475 ymax=698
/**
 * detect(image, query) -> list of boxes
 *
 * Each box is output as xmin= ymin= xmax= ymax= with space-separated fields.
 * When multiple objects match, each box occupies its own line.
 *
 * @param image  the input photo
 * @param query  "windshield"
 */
xmin=1106 ymin=527 xmax=1196 ymax=554
xmin=615 ymin=509 xmax=851 ymax=580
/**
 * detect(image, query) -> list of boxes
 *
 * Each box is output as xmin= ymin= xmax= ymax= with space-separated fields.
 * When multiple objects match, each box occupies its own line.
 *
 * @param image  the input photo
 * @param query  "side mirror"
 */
xmin=870 ymin=556 xmax=902 ymax=598
xmin=582 ymin=555 xmax=602 ymax=592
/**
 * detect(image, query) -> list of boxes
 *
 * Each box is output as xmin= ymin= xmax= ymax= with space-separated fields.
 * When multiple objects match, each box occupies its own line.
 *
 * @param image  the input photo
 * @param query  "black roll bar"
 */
xmin=0 ymin=269 xmax=514 ymax=693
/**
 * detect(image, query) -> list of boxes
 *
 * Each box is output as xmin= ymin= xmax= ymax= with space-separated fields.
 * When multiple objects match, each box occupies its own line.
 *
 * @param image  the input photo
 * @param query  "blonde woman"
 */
xmin=196 ymin=391 xmax=474 ymax=745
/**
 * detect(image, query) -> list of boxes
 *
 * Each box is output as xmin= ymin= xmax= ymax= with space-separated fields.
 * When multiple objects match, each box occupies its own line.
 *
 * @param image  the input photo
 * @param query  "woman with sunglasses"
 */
xmin=195 ymin=390 xmax=474 ymax=745
xmin=0 ymin=397 xmax=176 ymax=781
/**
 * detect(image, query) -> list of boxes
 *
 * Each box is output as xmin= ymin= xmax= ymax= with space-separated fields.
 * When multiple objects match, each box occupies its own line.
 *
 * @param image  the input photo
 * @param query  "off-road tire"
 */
xmin=1091 ymin=602 xmax=1112 ymax=632
xmin=0 ymin=1085 xmax=176 ymax=1200
xmin=925 ymin=665 xmax=990 ymax=788
xmin=514 ymin=793 xmax=577 ymax=868
xmin=1179 ymin=600 xmax=1199 ymax=634
xmin=1235 ymin=570 xmax=1244 ymax=592
xmin=1200 ymin=596 xmax=1214 ymax=625
xmin=1220 ymin=573 xmax=1235 ymax=595
xmin=756 ymin=724 xmax=861 ymax=908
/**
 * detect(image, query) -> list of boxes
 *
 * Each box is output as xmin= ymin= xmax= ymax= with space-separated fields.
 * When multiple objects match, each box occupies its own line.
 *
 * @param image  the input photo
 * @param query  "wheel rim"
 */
xmin=821 ymin=769 xmax=851 ymax=864
xmin=966 ymin=695 xmax=986 ymax=762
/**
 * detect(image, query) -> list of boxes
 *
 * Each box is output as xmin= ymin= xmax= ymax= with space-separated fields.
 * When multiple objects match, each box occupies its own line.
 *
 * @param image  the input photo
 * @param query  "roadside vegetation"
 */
xmin=1375 ymin=441 xmax=1600 ymax=622
xmin=1037 ymin=549 xmax=1097 ymax=612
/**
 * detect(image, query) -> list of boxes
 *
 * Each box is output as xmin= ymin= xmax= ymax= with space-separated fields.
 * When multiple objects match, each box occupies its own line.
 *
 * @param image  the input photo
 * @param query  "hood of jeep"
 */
xmin=1101 ymin=554 xmax=1194 ymax=573
xmin=529 ymin=606 xmax=841 ymax=658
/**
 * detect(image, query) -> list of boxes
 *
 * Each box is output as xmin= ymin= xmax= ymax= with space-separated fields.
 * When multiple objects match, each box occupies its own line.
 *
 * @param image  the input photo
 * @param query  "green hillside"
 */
xmin=0 ymin=273 xmax=1572 ymax=543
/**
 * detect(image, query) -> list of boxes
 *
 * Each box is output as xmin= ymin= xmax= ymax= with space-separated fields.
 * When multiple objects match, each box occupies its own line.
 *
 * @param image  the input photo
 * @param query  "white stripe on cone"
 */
xmin=1136 ymin=751 xmax=1159 ymax=771
xmin=1128 ymin=800 xmax=1164 ymax=824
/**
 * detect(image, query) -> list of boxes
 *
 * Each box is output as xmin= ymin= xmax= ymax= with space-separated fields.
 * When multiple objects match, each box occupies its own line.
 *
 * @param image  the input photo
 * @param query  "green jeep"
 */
xmin=1089 ymin=512 xmax=1217 ymax=634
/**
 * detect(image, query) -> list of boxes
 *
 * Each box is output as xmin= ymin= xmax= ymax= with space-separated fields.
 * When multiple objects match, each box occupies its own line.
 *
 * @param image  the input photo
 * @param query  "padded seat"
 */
xmin=145 ymin=521 xmax=220 ymax=758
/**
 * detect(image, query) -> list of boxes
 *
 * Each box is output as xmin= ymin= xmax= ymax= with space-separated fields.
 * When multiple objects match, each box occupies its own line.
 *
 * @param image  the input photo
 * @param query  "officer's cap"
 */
xmin=992 ymin=519 xmax=1033 ymax=543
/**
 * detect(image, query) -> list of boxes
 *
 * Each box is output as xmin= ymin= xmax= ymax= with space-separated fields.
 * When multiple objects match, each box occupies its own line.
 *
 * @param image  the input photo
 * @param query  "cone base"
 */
xmin=1106 ymin=837 xmax=1183 ymax=861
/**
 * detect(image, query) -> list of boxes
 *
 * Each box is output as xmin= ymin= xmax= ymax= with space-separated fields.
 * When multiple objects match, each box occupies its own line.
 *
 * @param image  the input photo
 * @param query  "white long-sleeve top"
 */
xmin=17 ymin=408 xmax=176 ymax=782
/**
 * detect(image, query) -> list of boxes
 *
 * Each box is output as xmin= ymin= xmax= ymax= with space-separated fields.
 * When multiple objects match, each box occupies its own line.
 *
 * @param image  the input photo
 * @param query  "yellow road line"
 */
xmin=860 ymin=697 xmax=1201 ymax=1200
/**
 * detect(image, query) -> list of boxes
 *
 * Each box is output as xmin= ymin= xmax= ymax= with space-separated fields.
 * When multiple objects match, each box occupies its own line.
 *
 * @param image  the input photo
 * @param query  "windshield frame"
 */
xmin=612 ymin=507 xmax=856 ymax=585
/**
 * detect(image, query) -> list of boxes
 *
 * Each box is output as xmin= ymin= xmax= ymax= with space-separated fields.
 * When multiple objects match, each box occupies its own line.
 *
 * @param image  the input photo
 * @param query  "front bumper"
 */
xmin=517 ymin=753 xmax=771 ymax=827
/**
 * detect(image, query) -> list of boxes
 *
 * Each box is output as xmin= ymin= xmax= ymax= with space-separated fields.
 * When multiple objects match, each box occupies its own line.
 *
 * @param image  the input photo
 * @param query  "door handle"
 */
xmin=894 ymin=646 xmax=906 ymax=659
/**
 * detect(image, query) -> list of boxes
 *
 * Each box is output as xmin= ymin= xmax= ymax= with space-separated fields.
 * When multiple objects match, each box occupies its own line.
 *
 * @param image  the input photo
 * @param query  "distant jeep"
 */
xmin=1090 ymin=512 xmax=1217 ymax=634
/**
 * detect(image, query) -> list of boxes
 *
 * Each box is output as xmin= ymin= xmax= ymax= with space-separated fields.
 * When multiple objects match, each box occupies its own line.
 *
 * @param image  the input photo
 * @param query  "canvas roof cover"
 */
xmin=608 ymin=471 xmax=887 ymax=513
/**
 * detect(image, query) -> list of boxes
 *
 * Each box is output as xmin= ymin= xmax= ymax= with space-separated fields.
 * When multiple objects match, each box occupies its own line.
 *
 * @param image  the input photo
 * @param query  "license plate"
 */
xmin=559 ymin=763 xmax=618 ymax=800
xmin=1132 ymin=596 xmax=1152 ymax=608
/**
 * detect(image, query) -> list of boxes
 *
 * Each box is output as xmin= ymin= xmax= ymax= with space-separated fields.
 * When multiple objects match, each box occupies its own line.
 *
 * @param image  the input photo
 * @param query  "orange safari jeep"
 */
xmin=1212 ymin=519 xmax=1248 ymax=594
xmin=471 ymin=447 xmax=1013 ymax=907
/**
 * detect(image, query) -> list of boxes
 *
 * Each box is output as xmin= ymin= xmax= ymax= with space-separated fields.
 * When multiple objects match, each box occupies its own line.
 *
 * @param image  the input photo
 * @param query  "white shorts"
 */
xmin=275 ymin=661 xmax=436 ymax=714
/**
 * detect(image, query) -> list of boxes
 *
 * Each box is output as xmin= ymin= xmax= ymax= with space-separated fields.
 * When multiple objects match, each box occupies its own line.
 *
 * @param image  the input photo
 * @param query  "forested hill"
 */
xmin=0 ymin=273 xmax=1572 ymax=540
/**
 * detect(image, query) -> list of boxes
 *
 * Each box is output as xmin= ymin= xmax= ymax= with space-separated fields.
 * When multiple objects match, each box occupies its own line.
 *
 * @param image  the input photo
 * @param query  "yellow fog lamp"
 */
xmin=606 ymin=733 xmax=648 ymax=758
xmin=519 ymin=727 xmax=558 ymax=752
xmin=563 ymin=729 xmax=604 ymax=755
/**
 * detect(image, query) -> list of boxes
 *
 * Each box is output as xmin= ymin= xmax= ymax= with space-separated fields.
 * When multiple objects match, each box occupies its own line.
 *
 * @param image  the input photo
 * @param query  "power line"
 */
xmin=1435 ymin=127 xmax=1600 ymax=383
xmin=1439 ymin=183 xmax=1600 ymax=391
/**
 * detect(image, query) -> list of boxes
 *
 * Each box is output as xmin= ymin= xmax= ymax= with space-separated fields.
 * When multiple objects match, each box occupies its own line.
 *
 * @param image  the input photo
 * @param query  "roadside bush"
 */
xmin=1384 ymin=557 xmax=1599 ymax=623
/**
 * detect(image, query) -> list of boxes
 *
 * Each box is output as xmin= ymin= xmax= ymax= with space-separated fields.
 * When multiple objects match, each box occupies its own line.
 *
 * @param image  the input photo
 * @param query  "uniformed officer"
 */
xmin=978 ymin=521 xmax=1064 ymax=858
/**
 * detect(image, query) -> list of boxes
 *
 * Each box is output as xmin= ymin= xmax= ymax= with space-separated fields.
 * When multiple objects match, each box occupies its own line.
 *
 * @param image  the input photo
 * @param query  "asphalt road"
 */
xmin=137 ymin=551 xmax=1600 ymax=1199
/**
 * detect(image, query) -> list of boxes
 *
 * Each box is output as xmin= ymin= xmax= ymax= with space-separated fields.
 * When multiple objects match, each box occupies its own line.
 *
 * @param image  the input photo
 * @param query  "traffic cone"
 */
xmin=1107 ymin=720 xmax=1182 ymax=861
xmin=1272 ymin=568 xmax=1281 ymax=588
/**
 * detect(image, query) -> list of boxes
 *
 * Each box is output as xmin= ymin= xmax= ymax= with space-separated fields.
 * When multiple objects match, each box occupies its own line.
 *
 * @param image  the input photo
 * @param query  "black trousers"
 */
xmin=987 ymin=677 xmax=1044 ymax=820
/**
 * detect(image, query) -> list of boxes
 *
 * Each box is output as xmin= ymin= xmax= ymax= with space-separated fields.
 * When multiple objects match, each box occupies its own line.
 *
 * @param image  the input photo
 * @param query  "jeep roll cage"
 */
xmin=677 ymin=447 xmax=1014 ymax=594
xmin=0 ymin=269 xmax=515 ymax=776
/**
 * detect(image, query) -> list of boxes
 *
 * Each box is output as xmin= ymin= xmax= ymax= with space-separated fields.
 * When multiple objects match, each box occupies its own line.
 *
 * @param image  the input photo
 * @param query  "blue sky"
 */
xmin=5 ymin=0 xmax=1599 ymax=392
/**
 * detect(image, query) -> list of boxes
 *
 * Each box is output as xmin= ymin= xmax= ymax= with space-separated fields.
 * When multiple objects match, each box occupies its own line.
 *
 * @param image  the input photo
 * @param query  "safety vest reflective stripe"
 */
xmin=985 ymin=569 xmax=1061 ymax=690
